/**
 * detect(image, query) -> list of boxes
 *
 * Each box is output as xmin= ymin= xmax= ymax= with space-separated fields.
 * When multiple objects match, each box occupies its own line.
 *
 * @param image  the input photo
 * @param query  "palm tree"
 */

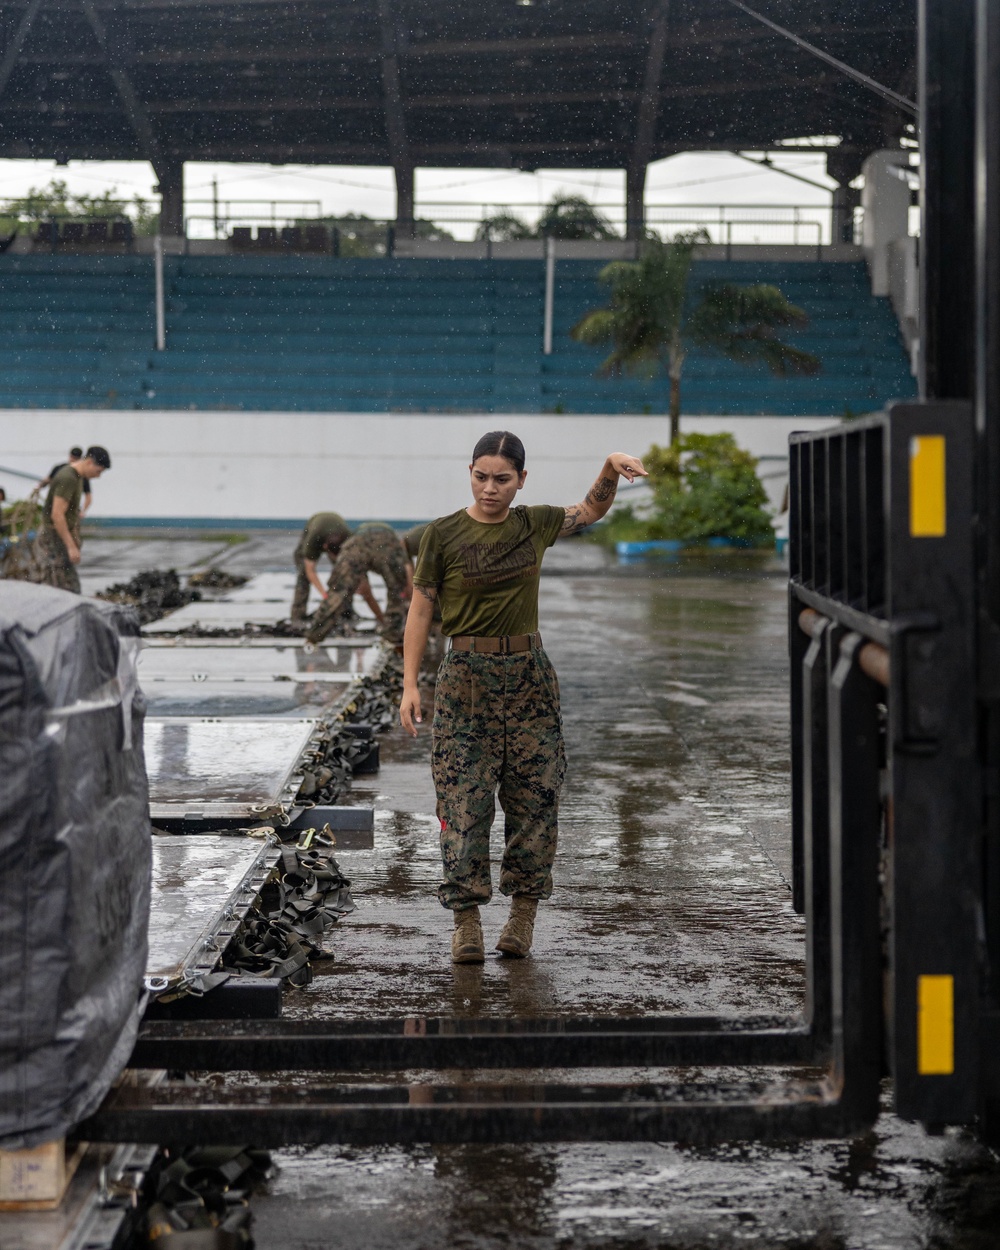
xmin=537 ymin=195 xmax=618 ymax=240
xmin=571 ymin=231 xmax=821 ymax=443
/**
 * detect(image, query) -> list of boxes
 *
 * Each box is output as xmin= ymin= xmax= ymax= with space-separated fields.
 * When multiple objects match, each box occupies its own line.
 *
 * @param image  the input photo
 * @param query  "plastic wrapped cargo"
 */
xmin=0 ymin=582 xmax=151 ymax=1150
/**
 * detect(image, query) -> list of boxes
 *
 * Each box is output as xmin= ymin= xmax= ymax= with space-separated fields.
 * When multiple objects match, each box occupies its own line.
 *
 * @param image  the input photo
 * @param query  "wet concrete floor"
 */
xmin=85 ymin=532 xmax=1000 ymax=1249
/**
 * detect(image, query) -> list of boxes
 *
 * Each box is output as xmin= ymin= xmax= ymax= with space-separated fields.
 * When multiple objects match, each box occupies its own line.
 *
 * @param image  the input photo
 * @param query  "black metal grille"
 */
xmin=790 ymin=417 xmax=885 ymax=627
xmin=789 ymin=401 xmax=980 ymax=1129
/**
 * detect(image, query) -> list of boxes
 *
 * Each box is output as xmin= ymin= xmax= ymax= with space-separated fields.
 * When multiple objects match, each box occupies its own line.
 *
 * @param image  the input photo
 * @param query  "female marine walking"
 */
xmin=400 ymin=431 xmax=647 ymax=964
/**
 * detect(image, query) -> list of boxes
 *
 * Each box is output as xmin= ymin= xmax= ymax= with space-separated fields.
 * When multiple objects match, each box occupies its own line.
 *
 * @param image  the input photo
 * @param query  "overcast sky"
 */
xmin=0 ymin=149 xmax=839 ymax=240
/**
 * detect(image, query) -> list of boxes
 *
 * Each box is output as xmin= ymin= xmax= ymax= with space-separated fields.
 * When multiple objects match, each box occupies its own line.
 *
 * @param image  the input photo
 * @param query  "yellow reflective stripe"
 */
xmin=917 ymin=974 xmax=954 ymax=1075
xmin=910 ymin=436 xmax=947 ymax=537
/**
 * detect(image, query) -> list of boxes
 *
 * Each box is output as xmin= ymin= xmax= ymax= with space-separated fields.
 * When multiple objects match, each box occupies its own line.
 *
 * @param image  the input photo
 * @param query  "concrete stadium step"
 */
xmin=172 ymin=256 xmax=545 ymax=278
xmin=150 ymin=350 xmax=497 ymax=371
xmin=162 ymin=331 xmax=529 ymax=351
xmin=541 ymin=359 xmax=886 ymax=381
xmin=0 ymin=278 xmax=153 ymax=296
xmin=0 ymin=330 xmax=154 ymax=350
xmin=0 ymin=256 xmax=152 ymax=276
xmin=142 ymin=371 xmax=499 ymax=392
xmin=0 ymin=312 xmax=154 ymax=331
xmin=0 ymin=369 xmax=141 ymax=388
xmin=172 ymin=278 xmax=540 ymax=300
xmin=0 ymin=352 xmax=151 ymax=371
xmin=131 ymin=391 xmax=498 ymax=411
xmin=0 ymin=297 xmax=153 ymax=315
xmin=146 ymin=366 xmax=497 ymax=385
xmin=550 ymin=313 xmax=888 ymax=337
xmin=552 ymin=337 xmax=904 ymax=361
xmin=166 ymin=314 xmax=498 ymax=334
xmin=168 ymin=299 xmax=539 ymax=321
xmin=0 ymin=390 xmax=140 ymax=408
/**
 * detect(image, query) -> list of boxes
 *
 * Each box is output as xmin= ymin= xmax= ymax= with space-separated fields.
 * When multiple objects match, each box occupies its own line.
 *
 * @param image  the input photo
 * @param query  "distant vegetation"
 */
xmin=476 ymin=194 xmax=617 ymax=242
xmin=0 ymin=179 xmax=159 ymax=236
xmin=599 ymin=433 xmax=774 ymax=548
xmin=0 ymin=183 xmax=623 ymax=252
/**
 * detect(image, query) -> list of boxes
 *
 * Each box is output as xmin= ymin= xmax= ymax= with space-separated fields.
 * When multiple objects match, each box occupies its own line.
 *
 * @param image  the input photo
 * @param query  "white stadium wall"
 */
xmin=0 ymin=411 xmax=839 ymax=524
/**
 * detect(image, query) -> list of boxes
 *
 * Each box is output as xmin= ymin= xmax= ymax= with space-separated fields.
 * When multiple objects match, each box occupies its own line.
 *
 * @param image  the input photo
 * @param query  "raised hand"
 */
xmin=608 ymin=452 xmax=649 ymax=484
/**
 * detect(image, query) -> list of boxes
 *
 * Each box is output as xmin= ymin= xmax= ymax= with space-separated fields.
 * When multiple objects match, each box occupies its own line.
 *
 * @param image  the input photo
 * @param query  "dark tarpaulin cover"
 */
xmin=0 ymin=582 xmax=151 ymax=1149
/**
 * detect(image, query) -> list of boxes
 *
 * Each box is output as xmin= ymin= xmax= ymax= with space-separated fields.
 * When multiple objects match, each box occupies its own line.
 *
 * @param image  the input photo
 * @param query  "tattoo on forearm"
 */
xmin=415 ymin=584 xmax=438 ymax=603
xmin=584 ymin=475 xmax=617 ymax=507
xmin=561 ymin=506 xmax=587 ymax=535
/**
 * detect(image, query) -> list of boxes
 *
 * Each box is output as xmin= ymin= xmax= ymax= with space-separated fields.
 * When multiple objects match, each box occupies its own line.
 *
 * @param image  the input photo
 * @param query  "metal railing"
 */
xmin=416 ymin=201 xmax=834 ymax=246
xmin=177 ymin=202 xmax=835 ymax=248
xmin=184 ymin=198 xmax=323 ymax=240
xmin=6 ymin=202 xmax=840 ymax=252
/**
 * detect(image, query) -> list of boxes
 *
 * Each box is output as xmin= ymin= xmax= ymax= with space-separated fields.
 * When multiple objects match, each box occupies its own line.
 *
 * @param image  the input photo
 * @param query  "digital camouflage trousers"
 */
xmin=290 ymin=539 xmax=321 ymax=622
xmin=306 ymin=528 xmax=408 ymax=645
xmin=432 ymin=647 xmax=566 ymax=911
xmin=291 ymin=541 xmax=352 ymax=627
xmin=36 ymin=527 xmax=80 ymax=593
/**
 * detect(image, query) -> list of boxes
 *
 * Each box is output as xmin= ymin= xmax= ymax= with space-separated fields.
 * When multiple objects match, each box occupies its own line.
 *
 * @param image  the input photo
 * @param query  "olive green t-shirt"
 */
xmin=43 ymin=464 xmax=83 ymax=534
xmin=402 ymin=523 xmax=429 ymax=559
xmin=301 ymin=512 xmax=349 ymax=560
xmin=355 ymin=521 xmax=396 ymax=539
xmin=413 ymin=505 xmax=565 ymax=637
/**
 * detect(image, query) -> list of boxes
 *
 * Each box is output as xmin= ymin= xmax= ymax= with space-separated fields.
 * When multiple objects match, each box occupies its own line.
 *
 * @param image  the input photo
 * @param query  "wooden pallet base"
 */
xmin=0 ymin=1140 xmax=87 ymax=1211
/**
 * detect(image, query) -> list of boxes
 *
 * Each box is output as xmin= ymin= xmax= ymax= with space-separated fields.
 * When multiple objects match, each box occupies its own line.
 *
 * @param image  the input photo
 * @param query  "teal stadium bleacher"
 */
xmin=0 ymin=254 xmax=916 ymax=414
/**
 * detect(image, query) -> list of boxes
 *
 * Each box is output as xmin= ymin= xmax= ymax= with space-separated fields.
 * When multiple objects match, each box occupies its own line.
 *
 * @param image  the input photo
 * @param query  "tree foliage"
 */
xmin=602 ymin=433 xmax=774 ymax=546
xmin=536 ymin=195 xmax=617 ymax=240
xmin=475 ymin=212 xmax=534 ymax=242
xmin=475 ymin=194 xmax=618 ymax=243
xmin=0 ymin=179 xmax=159 ymax=235
xmin=571 ymin=233 xmax=820 ymax=442
xmin=687 ymin=282 xmax=822 ymax=376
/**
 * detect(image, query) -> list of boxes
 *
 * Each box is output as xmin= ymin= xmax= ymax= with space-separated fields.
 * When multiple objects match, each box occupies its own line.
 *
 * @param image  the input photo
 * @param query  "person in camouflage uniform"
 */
xmin=305 ymin=522 xmax=411 ymax=645
xmin=399 ymin=430 xmax=647 ymax=964
xmin=290 ymin=511 xmax=351 ymax=625
xmin=37 ymin=446 xmax=111 ymax=593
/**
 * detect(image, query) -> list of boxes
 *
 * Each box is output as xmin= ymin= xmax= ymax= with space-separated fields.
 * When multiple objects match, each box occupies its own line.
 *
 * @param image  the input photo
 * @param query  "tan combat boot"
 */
xmin=451 ymin=906 xmax=485 ymax=964
xmin=495 ymin=896 xmax=538 ymax=958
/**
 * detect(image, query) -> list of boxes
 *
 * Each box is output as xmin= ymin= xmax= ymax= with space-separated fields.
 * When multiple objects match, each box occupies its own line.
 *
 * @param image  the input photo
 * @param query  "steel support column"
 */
xmin=153 ymin=158 xmax=184 ymax=237
xmin=626 ymin=0 xmax=670 ymax=241
xmin=379 ymin=0 xmax=413 ymax=238
xmin=394 ymin=162 xmax=415 ymax=238
xmin=886 ymin=401 xmax=979 ymax=1123
xmin=975 ymin=0 xmax=1000 ymax=1028
xmin=919 ymin=0 xmax=976 ymax=400
xmin=625 ymin=164 xmax=647 ymax=244
xmin=0 ymin=0 xmax=44 ymax=101
xmin=827 ymin=150 xmax=862 ymax=246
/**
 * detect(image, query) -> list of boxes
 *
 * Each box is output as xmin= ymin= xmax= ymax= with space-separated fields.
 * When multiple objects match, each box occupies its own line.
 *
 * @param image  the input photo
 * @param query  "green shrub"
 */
xmin=600 ymin=432 xmax=773 ymax=547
